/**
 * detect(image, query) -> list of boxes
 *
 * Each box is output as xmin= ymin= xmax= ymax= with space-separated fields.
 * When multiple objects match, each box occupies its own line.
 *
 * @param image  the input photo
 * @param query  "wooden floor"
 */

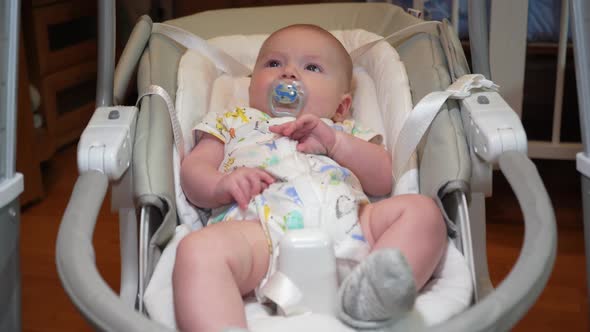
xmin=19 ymin=143 xmax=588 ymax=331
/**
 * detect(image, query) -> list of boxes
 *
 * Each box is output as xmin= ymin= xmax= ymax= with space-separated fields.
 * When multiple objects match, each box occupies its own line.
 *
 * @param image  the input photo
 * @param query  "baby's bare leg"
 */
xmin=173 ymin=220 xmax=270 ymax=332
xmin=338 ymin=194 xmax=447 ymax=329
xmin=359 ymin=194 xmax=447 ymax=289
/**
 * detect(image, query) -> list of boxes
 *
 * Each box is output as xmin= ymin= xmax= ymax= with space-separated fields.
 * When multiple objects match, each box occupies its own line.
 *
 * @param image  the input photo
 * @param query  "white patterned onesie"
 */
xmin=194 ymin=106 xmax=384 ymax=290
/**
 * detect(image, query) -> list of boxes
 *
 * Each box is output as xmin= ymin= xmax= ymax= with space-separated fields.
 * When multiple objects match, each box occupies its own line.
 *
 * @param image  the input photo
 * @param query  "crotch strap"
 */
xmin=259 ymin=271 xmax=312 ymax=316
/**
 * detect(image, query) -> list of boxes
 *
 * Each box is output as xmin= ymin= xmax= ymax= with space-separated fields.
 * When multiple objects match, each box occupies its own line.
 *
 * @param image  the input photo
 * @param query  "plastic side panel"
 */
xmin=571 ymin=0 xmax=590 ymax=153
xmin=439 ymin=24 xmax=474 ymax=195
xmin=570 ymin=0 xmax=590 ymax=302
xmin=442 ymin=191 xmax=494 ymax=302
xmin=467 ymin=193 xmax=494 ymax=300
xmin=96 ymin=0 xmax=115 ymax=107
xmin=138 ymin=205 xmax=164 ymax=313
xmin=396 ymin=33 xmax=470 ymax=198
xmin=467 ymin=0 xmax=491 ymax=78
xmin=582 ymin=176 xmax=590 ymax=297
xmin=0 ymin=199 xmax=20 ymax=332
xmin=441 ymin=20 xmax=470 ymax=81
xmin=133 ymin=34 xmax=182 ymax=248
xmin=114 ymin=15 xmax=153 ymax=104
xmin=0 ymin=0 xmax=20 ymax=181
xmin=167 ymin=3 xmax=420 ymax=39
xmin=446 ymin=101 xmax=471 ymax=195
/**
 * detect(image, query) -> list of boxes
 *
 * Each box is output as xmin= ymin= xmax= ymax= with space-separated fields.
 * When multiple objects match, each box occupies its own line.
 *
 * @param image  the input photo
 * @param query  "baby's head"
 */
xmin=249 ymin=24 xmax=353 ymax=121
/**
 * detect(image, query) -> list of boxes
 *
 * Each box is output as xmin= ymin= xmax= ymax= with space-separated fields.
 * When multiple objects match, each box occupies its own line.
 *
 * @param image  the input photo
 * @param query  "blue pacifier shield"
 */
xmin=268 ymin=79 xmax=306 ymax=117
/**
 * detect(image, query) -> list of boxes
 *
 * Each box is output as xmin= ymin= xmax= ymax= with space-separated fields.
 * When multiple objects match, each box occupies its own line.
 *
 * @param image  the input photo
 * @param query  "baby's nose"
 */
xmin=281 ymin=65 xmax=298 ymax=79
xmin=281 ymin=72 xmax=298 ymax=79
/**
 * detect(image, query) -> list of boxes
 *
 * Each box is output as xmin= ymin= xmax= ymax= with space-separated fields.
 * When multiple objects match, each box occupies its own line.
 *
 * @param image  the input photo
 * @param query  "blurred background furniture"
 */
xmin=16 ymin=32 xmax=43 ymax=206
xmin=21 ymin=0 xmax=98 ymax=163
xmin=1 ymin=0 xmax=23 ymax=329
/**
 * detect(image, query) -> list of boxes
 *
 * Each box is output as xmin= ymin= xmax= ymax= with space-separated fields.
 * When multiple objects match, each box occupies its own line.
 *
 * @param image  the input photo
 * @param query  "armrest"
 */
xmin=430 ymin=151 xmax=557 ymax=331
xmin=56 ymin=171 xmax=172 ymax=332
xmin=77 ymin=106 xmax=138 ymax=181
xmin=462 ymin=91 xmax=527 ymax=165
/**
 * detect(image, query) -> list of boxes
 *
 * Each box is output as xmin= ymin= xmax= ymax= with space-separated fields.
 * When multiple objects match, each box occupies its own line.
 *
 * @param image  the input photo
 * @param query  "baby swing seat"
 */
xmin=56 ymin=3 xmax=556 ymax=332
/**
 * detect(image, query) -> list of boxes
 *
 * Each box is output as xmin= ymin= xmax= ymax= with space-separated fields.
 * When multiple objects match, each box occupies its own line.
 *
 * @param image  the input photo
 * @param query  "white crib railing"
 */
xmin=527 ymin=0 xmax=583 ymax=160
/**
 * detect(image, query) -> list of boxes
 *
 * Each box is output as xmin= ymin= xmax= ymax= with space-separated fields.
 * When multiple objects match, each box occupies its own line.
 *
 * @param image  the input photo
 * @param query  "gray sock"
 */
xmin=338 ymin=248 xmax=416 ymax=330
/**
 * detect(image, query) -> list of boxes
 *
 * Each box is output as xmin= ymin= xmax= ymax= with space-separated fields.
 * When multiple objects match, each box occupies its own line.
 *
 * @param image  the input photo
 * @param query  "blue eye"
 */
xmin=305 ymin=64 xmax=322 ymax=73
xmin=266 ymin=60 xmax=281 ymax=68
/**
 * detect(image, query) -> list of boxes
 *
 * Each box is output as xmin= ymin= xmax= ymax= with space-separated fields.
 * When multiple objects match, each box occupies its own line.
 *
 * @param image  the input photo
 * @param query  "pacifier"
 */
xmin=268 ymin=79 xmax=306 ymax=117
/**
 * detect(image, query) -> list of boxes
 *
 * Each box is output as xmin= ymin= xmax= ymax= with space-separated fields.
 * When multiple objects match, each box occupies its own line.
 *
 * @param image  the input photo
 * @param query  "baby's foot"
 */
xmin=338 ymin=248 xmax=416 ymax=330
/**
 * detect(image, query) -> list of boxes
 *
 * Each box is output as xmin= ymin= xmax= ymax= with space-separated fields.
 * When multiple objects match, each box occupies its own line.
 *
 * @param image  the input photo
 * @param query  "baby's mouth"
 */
xmin=268 ymin=79 xmax=306 ymax=117
xmin=272 ymin=106 xmax=299 ymax=117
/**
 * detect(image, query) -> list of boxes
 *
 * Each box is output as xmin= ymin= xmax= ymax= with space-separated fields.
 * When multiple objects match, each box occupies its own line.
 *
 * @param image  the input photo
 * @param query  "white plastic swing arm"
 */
xmin=56 ymin=154 xmax=555 ymax=332
xmin=462 ymin=91 xmax=528 ymax=164
xmin=56 ymin=171 xmax=172 ymax=332
xmin=430 ymin=151 xmax=556 ymax=331
xmin=77 ymin=106 xmax=138 ymax=181
xmin=76 ymin=105 xmax=140 ymax=309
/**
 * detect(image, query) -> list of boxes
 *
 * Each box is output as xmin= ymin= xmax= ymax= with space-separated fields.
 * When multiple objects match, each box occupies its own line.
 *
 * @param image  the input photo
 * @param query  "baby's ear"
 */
xmin=332 ymin=93 xmax=352 ymax=122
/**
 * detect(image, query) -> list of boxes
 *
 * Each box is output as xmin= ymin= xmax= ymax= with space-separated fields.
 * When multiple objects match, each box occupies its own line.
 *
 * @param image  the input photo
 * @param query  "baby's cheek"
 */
xmin=249 ymin=77 xmax=266 ymax=101
xmin=249 ymin=91 xmax=266 ymax=110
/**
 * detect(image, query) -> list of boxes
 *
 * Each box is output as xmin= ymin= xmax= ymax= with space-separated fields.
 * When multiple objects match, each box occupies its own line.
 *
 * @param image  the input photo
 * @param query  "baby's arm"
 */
xmin=330 ymin=130 xmax=392 ymax=196
xmin=270 ymin=114 xmax=392 ymax=196
xmin=180 ymin=133 xmax=275 ymax=209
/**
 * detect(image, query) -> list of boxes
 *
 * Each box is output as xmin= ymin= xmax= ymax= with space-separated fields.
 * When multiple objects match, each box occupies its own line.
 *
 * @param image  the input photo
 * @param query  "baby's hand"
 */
xmin=269 ymin=114 xmax=337 ymax=155
xmin=215 ymin=167 xmax=275 ymax=210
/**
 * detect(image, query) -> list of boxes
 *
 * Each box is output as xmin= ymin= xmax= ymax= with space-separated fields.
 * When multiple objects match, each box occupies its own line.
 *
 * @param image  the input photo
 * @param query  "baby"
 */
xmin=174 ymin=24 xmax=447 ymax=332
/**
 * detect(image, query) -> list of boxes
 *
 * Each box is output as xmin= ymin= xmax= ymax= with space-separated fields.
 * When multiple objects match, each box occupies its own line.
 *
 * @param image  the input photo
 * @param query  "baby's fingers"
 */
xmin=255 ymin=169 xmax=276 ymax=185
xmin=269 ymin=123 xmax=287 ymax=135
xmin=230 ymin=190 xmax=247 ymax=210
xmin=290 ymin=118 xmax=316 ymax=140
xmin=270 ymin=121 xmax=297 ymax=137
xmin=246 ymin=175 xmax=263 ymax=197
xmin=296 ymin=137 xmax=325 ymax=155
xmin=231 ymin=179 xmax=250 ymax=209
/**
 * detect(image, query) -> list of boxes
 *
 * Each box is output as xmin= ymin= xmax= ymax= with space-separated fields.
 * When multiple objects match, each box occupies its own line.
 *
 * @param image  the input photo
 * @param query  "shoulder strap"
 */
xmin=152 ymin=23 xmax=252 ymax=77
xmin=350 ymin=21 xmax=441 ymax=62
xmin=393 ymin=74 xmax=499 ymax=181
xmin=138 ymin=23 xmax=254 ymax=162
xmin=136 ymin=85 xmax=187 ymax=161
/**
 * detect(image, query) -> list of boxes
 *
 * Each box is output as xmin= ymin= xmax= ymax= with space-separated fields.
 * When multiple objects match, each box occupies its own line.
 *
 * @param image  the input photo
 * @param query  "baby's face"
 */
xmin=249 ymin=27 xmax=351 ymax=120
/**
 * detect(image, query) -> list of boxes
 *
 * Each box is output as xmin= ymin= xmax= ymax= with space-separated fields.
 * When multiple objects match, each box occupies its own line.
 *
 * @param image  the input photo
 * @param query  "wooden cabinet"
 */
xmin=16 ymin=34 xmax=44 ymax=206
xmin=30 ymin=1 xmax=97 ymax=76
xmin=40 ymin=61 xmax=97 ymax=149
xmin=22 ymin=0 xmax=98 ymax=162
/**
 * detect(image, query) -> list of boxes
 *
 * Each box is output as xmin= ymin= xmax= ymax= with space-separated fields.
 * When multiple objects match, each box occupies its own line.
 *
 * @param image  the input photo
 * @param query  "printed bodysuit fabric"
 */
xmin=194 ymin=107 xmax=383 ymax=290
